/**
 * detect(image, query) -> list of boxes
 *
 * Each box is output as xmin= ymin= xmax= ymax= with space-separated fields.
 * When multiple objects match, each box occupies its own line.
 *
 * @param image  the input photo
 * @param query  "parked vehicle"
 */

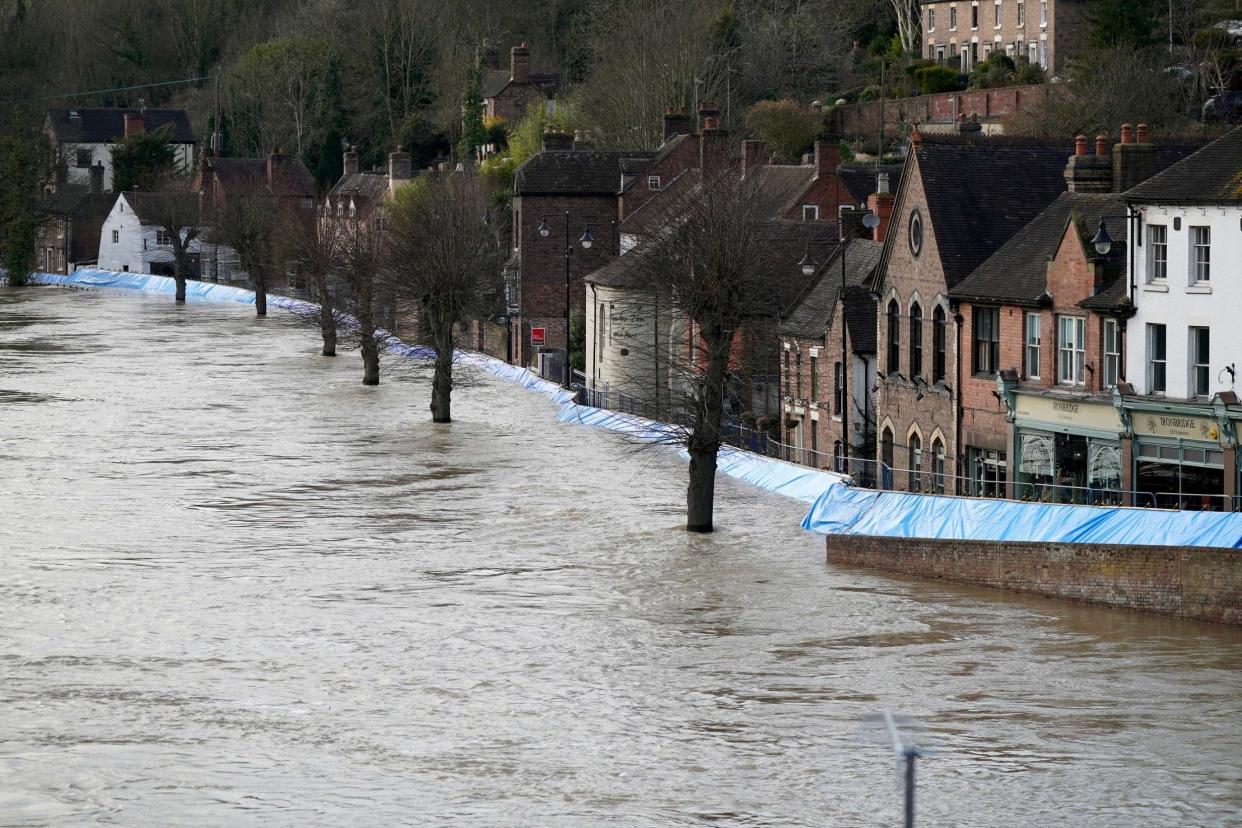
xmin=1203 ymin=89 xmax=1242 ymax=123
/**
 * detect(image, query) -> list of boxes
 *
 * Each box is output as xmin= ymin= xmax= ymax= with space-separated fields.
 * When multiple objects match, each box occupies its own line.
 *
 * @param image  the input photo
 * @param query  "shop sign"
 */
xmin=1013 ymin=395 xmax=1122 ymax=431
xmin=530 ymin=327 xmax=545 ymax=346
xmin=1132 ymin=412 xmax=1219 ymax=441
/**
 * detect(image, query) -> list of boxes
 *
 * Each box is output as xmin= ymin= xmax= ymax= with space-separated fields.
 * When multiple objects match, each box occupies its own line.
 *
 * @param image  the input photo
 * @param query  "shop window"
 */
xmin=1016 ymin=431 xmax=1113 ymax=504
xmin=967 ymin=447 xmax=1006 ymax=498
xmin=909 ymin=302 xmax=923 ymax=379
xmin=887 ymin=300 xmax=900 ymax=375
xmin=1190 ymin=326 xmax=1210 ymax=397
xmin=1057 ymin=316 xmax=1085 ymax=386
xmin=1147 ymin=224 xmax=1167 ymax=281
xmin=810 ymin=355 xmax=818 ymax=401
xmin=909 ymin=433 xmax=923 ymax=492
xmin=1147 ymin=323 xmax=1166 ymax=394
xmin=1190 ymin=226 xmax=1210 ymax=283
xmin=973 ymin=307 xmax=1000 ymax=376
xmin=1102 ymin=319 xmax=1121 ymax=388
xmin=932 ymin=439 xmax=946 ymax=494
xmin=833 ymin=361 xmax=842 ymax=415
xmin=1025 ymin=312 xmax=1041 ymax=379
xmin=1136 ymin=442 xmax=1226 ymax=511
xmin=932 ymin=306 xmax=946 ymax=382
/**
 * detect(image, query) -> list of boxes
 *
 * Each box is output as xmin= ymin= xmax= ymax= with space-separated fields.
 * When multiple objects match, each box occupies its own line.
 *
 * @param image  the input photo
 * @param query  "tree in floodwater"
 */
xmin=208 ymin=191 xmax=284 ymax=316
xmin=135 ymin=173 xmax=201 ymax=302
xmin=627 ymin=173 xmax=816 ymax=532
xmin=335 ymin=212 xmax=386 ymax=385
xmin=284 ymin=202 xmax=341 ymax=356
xmin=0 ymin=109 xmax=50 ymax=286
xmin=387 ymin=173 xmax=504 ymax=422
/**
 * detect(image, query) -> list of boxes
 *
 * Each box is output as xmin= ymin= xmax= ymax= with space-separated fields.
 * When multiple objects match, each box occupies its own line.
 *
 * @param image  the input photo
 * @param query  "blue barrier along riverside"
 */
xmin=17 ymin=268 xmax=1242 ymax=548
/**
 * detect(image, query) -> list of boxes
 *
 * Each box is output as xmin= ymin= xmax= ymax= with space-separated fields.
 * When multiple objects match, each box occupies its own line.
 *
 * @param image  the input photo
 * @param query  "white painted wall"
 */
xmin=1126 ymin=204 xmax=1242 ymax=399
xmin=586 ymin=283 xmax=674 ymax=405
xmin=97 ymin=194 xmax=202 ymax=276
xmin=62 ymin=142 xmax=194 ymax=192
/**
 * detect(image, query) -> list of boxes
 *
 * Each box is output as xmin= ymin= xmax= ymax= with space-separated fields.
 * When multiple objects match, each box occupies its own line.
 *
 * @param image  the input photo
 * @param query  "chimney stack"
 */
xmin=510 ymin=43 xmax=530 ymax=84
xmin=1064 ymin=134 xmax=1113 ymax=193
xmin=867 ymin=176 xmax=895 ymax=243
xmin=542 ymin=128 xmax=574 ymax=151
xmin=698 ymin=115 xmax=729 ymax=179
xmin=813 ymin=139 xmax=840 ymax=178
xmin=662 ymin=106 xmax=693 ymax=142
xmin=89 ymin=161 xmax=104 ymax=194
xmin=1112 ymin=122 xmax=1156 ymax=192
xmin=482 ymin=47 xmax=500 ymax=70
xmin=697 ymin=99 xmax=720 ymax=131
xmin=267 ymin=149 xmax=288 ymax=188
xmin=388 ymin=145 xmax=412 ymax=195
xmin=343 ymin=145 xmax=360 ymax=177
xmin=956 ymin=112 xmax=982 ymax=135
xmin=742 ymin=139 xmax=768 ymax=177
xmin=1095 ymin=133 xmax=1108 ymax=157
xmin=123 ymin=112 xmax=144 ymax=137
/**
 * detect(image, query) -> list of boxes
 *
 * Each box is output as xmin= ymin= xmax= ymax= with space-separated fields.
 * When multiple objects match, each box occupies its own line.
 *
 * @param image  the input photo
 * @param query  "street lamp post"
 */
xmin=539 ymin=214 xmax=593 ymax=388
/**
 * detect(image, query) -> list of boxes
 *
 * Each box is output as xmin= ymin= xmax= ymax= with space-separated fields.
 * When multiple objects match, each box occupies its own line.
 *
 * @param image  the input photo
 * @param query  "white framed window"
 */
xmin=1028 ymin=41 xmax=1037 ymax=64
xmin=1190 ymin=326 xmax=1210 ymax=397
xmin=1057 ymin=316 xmax=1085 ymax=386
xmin=1147 ymin=323 xmax=1166 ymax=394
xmin=1190 ymin=226 xmax=1210 ymax=283
xmin=802 ymin=204 xmax=819 ymax=221
xmin=1024 ymin=312 xmax=1041 ymax=379
xmin=1038 ymin=37 xmax=1047 ymax=67
xmin=647 ymin=176 xmax=661 ymax=191
xmin=111 ymin=229 xmax=119 ymax=244
xmin=1017 ymin=1 xmax=1025 ymax=26
xmin=155 ymin=228 xmax=171 ymax=246
xmin=951 ymin=5 xmax=958 ymax=29
xmin=971 ymin=2 xmax=979 ymax=29
xmin=994 ymin=1 xmax=1002 ymax=28
xmin=929 ymin=8 xmax=936 ymax=30
xmin=1148 ymin=224 xmax=1167 ymax=281
xmin=1102 ymin=318 xmax=1121 ymax=388
xmin=1040 ymin=0 xmax=1047 ymax=25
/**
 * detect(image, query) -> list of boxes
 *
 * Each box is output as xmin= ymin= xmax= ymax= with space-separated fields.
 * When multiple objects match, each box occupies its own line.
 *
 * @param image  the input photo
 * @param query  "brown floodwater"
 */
xmin=1 ymin=286 xmax=1240 ymax=826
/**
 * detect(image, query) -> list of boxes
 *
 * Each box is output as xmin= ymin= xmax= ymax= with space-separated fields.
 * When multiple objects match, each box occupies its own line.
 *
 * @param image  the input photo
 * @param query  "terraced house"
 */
xmin=920 ymin=0 xmax=1089 ymax=73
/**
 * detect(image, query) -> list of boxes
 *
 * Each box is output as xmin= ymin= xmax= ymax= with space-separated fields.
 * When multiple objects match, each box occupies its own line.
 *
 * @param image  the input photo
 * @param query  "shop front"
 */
xmin=1011 ymin=393 xmax=1125 ymax=505
xmin=1129 ymin=409 xmax=1228 ymax=511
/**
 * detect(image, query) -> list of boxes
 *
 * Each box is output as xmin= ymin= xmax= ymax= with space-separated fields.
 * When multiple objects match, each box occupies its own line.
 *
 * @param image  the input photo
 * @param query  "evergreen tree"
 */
xmin=457 ymin=58 xmax=485 ymax=162
xmin=111 ymin=124 xmax=176 ymax=192
xmin=1088 ymin=0 xmax=1158 ymax=48
xmin=314 ymin=127 xmax=344 ymax=191
xmin=0 ymin=110 xmax=48 ymax=286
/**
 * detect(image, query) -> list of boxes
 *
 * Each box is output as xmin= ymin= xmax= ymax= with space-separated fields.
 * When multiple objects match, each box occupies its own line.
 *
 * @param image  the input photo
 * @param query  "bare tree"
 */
xmin=890 ymin=0 xmax=921 ymax=55
xmin=140 ymin=173 xmax=202 ymax=302
xmin=629 ymin=173 xmax=802 ymax=532
xmin=326 ymin=209 xmax=387 ymax=384
xmin=208 ymin=191 xmax=284 ymax=316
xmin=387 ymin=174 xmax=504 ymax=421
xmin=285 ymin=203 xmax=341 ymax=355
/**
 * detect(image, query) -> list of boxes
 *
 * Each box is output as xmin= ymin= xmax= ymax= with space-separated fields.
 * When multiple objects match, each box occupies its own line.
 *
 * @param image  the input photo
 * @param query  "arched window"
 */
xmin=909 ymin=433 xmax=922 ymax=492
xmin=881 ymin=427 xmax=895 ymax=489
xmin=833 ymin=440 xmax=844 ymax=474
xmin=887 ymin=300 xmax=900 ymax=375
xmin=910 ymin=302 xmax=923 ymax=379
xmin=932 ymin=438 xmax=946 ymax=494
xmin=932 ymin=306 xmax=946 ymax=383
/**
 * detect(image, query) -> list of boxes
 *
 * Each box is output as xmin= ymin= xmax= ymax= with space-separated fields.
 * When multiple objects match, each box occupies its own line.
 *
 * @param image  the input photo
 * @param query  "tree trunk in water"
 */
xmin=254 ymin=270 xmax=267 ymax=317
xmin=173 ymin=252 xmax=187 ymax=303
xmin=430 ymin=323 xmax=454 ymax=423
xmin=685 ymin=323 xmax=733 ymax=533
xmin=358 ymin=275 xmax=378 ymax=385
xmin=361 ymin=337 xmax=380 ymax=385
xmin=314 ymin=272 xmax=336 ymax=356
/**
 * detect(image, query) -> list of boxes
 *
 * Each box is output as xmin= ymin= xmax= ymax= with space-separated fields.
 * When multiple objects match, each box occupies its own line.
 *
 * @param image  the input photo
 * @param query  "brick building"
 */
xmin=36 ymin=162 xmax=112 ymax=273
xmin=44 ymin=107 xmax=196 ymax=193
xmin=920 ymin=0 xmax=1089 ymax=74
xmin=481 ymin=44 xmax=562 ymax=126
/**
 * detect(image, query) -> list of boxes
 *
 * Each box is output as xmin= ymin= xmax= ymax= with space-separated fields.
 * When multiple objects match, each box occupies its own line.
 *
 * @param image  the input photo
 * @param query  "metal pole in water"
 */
xmin=903 ymin=749 xmax=916 ymax=828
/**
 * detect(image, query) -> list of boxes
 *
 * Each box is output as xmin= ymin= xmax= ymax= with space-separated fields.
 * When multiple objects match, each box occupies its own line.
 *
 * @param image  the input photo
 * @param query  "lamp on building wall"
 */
xmin=799 ymin=249 xmax=817 ymax=277
xmin=580 ymin=228 xmax=594 ymax=249
xmin=1091 ymin=219 xmax=1113 ymax=256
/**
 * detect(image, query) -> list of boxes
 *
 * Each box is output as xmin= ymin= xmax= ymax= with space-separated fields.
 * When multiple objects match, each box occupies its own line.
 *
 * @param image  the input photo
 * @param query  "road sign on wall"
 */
xmin=530 ymin=327 xmax=546 ymax=346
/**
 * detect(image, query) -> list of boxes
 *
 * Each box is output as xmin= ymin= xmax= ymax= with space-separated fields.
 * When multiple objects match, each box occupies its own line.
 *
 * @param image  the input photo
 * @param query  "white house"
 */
xmin=96 ymin=193 xmax=199 ymax=276
xmin=44 ymin=108 xmax=196 ymax=193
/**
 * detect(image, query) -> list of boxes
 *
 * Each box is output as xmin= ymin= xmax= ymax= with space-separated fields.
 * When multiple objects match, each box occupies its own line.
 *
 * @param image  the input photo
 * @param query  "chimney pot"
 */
xmin=1120 ymin=123 xmax=1133 ymax=145
xmin=1074 ymin=135 xmax=1088 ymax=156
xmin=388 ymin=145 xmax=412 ymax=188
xmin=510 ymin=43 xmax=530 ymax=84
xmin=123 ymin=112 xmax=144 ymax=137
xmin=1136 ymin=123 xmax=1149 ymax=143
xmin=343 ymin=145 xmax=360 ymax=177
xmin=1095 ymin=134 xmax=1108 ymax=157
xmin=89 ymin=161 xmax=104 ymax=194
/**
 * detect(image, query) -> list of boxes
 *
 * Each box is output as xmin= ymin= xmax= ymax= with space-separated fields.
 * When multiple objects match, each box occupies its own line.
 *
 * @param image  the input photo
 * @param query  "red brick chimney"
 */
xmin=697 ymin=99 xmax=720 ymax=131
xmin=510 ymin=43 xmax=530 ymax=84
xmin=742 ymin=139 xmax=768 ymax=177
xmin=699 ymin=115 xmax=729 ymax=179
xmin=662 ymin=106 xmax=693 ymax=141
xmin=542 ymin=128 xmax=574 ymax=151
xmin=813 ymin=139 xmax=840 ymax=178
xmin=123 ymin=112 xmax=144 ymax=137
xmin=1065 ymin=134 xmax=1113 ymax=192
xmin=866 ymin=173 xmax=895 ymax=242
xmin=1112 ymin=122 xmax=1156 ymax=192
xmin=343 ymin=145 xmax=359 ymax=177
xmin=267 ymin=148 xmax=287 ymax=188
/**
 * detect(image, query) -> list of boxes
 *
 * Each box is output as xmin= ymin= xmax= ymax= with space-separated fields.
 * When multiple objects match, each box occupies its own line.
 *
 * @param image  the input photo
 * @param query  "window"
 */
xmin=881 ymin=427 xmax=895 ymax=472
xmin=1147 ymin=323 xmax=1166 ymax=394
xmin=887 ymin=300 xmax=900 ymax=374
xmin=932 ymin=306 xmax=946 ymax=382
xmin=1102 ymin=318 xmax=1121 ymax=388
xmin=810 ymin=355 xmax=818 ymax=401
xmin=1017 ymin=1 xmax=1024 ymax=25
xmin=1028 ymin=41 xmax=1037 ymax=64
xmin=810 ymin=421 xmax=818 ymax=460
xmin=929 ymin=8 xmax=936 ymax=30
xmin=932 ymin=439 xmax=946 ymax=494
xmin=908 ymin=209 xmax=923 ymax=257
xmin=1191 ymin=327 xmax=1210 ymax=397
xmin=973 ymin=307 xmax=1000 ymax=376
xmin=968 ymin=447 xmax=1007 ymax=498
xmin=75 ymin=148 xmax=92 ymax=168
xmin=1057 ymin=316 xmax=1085 ymax=386
xmin=155 ymin=228 xmax=171 ymax=246
xmin=833 ymin=361 xmax=843 ymax=415
xmin=1040 ymin=0 xmax=1047 ymax=25
xmin=1024 ymin=313 xmax=1041 ymax=379
xmin=111 ymin=229 xmax=119 ymax=244
xmin=1190 ymin=226 xmax=1210 ymax=283
xmin=909 ymin=433 xmax=923 ymax=491
xmin=909 ymin=303 xmax=923 ymax=379
xmin=801 ymin=204 xmax=819 ymax=221
xmin=783 ymin=349 xmax=791 ymax=396
xmin=994 ymin=1 xmax=1001 ymax=27
xmin=1038 ymin=38 xmax=1047 ymax=67
xmin=1148 ymin=224 xmax=1167 ymax=281
xmin=971 ymin=3 xmax=979 ymax=28
xmin=795 ymin=351 xmax=802 ymax=399
xmin=951 ymin=5 xmax=958 ymax=29
xmin=647 ymin=176 xmax=661 ymax=191
xmin=596 ymin=303 xmax=605 ymax=363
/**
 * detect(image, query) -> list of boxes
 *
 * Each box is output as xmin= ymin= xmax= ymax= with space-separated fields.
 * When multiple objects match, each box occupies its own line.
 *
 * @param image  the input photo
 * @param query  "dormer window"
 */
xmin=647 ymin=176 xmax=661 ymax=191
xmin=349 ymin=202 xmax=357 ymax=217
xmin=801 ymin=205 xmax=819 ymax=221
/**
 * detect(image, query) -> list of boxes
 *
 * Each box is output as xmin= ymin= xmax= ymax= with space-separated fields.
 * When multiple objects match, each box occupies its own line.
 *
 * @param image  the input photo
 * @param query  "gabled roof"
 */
xmin=837 ymin=163 xmax=904 ymax=205
xmin=45 ymin=108 xmax=195 ymax=144
xmin=326 ymin=172 xmax=390 ymax=205
xmin=619 ymin=169 xmax=703 ymax=236
xmin=42 ymin=185 xmax=113 ymax=219
xmin=482 ymin=69 xmax=562 ymax=100
xmin=1125 ymin=128 xmax=1242 ymax=204
xmin=514 ymin=149 xmax=655 ymax=195
xmin=745 ymin=164 xmax=817 ymax=216
xmin=206 ymin=157 xmax=315 ymax=199
xmin=781 ymin=238 xmax=882 ymax=342
xmin=120 ymin=191 xmax=200 ymax=226
xmin=950 ymin=191 xmax=1129 ymax=306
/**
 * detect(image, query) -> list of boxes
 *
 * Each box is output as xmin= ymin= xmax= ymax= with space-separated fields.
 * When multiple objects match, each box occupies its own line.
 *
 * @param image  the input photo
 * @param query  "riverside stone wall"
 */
xmin=825 ymin=535 xmax=1242 ymax=625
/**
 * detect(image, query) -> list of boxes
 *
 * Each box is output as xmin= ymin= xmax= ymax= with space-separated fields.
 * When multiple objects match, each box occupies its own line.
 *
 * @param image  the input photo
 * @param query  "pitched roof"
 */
xmin=950 ymin=191 xmax=1129 ymax=306
xmin=42 ymin=184 xmax=113 ymax=219
xmin=482 ymin=69 xmax=562 ymax=100
xmin=745 ymin=164 xmax=817 ymax=216
xmin=781 ymin=238 xmax=883 ymax=341
xmin=326 ymin=172 xmax=390 ymax=206
xmin=514 ymin=149 xmax=655 ymax=195
xmin=45 ymin=108 xmax=195 ymax=144
xmin=1125 ymin=128 xmax=1242 ymax=203
xmin=207 ymin=157 xmax=315 ymax=199
xmin=905 ymin=136 xmax=1074 ymax=289
xmin=837 ymin=163 xmax=904 ymax=205
xmin=843 ymin=283 xmax=879 ymax=354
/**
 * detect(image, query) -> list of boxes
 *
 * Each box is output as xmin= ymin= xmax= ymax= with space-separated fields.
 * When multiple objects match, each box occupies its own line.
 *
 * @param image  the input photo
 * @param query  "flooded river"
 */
xmin=2 ymin=287 xmax=1240 ymax=826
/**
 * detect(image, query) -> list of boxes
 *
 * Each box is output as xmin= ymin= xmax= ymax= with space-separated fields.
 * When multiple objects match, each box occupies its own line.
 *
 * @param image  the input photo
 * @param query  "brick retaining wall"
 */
xmin=825 ymin=535 xmax=1242 ymax=625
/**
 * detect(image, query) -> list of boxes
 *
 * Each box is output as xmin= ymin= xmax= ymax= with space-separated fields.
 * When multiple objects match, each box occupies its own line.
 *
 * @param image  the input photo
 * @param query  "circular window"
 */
xmin=908 ymin=209 xmax=924 ymax=258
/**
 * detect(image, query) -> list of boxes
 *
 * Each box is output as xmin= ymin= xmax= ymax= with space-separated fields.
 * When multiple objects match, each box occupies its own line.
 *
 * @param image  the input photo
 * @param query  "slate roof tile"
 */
xmin=1125 ymin=128 xmax=1242 ymax=203
xmin=46 ymin=108 xmax=195 ymax=144
xmin=514 ymin=149 xmax=655 ymax=195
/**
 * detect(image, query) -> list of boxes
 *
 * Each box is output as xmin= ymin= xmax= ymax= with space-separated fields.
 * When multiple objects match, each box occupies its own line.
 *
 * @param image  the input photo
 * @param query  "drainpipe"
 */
xmin=953 ymin=304 xmax=964 ymax=494
xmin=590 ymin=283 xmax=598 ymax=396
